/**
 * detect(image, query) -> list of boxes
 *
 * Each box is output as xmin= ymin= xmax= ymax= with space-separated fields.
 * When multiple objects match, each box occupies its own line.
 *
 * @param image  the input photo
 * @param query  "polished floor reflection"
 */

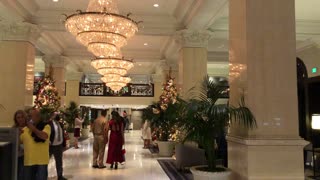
xmin=48 ymin=131 xmax=168 ymax=180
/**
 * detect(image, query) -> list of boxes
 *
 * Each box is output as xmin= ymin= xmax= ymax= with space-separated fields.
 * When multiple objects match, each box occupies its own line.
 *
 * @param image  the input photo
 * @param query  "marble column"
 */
xmin=43 ymin=55 xmax=68 ymax=106
xmin=65 ymin=72 xmax=83 ymax=107
xmin=152 ymin=74 xmax=163 ymax=102
xmin=0 ymin=22 xmax=40 ymax=126
xmin=175 ymin=30 xmax=212 ymax=97
xmin=228 ymin=0 xmax=308 ymax=179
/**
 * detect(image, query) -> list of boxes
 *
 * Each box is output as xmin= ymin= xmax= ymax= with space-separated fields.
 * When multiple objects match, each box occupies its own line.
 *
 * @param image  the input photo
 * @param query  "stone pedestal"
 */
xmin=228 ymin=0 xmax=308 ymax=179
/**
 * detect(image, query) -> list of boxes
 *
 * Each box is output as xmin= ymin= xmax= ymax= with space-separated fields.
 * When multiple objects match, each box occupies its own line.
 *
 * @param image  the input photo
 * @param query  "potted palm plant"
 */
xmin=63 ymin=101 xmax=80 ymax=145
xmin=181 ymin=77 xmax=256 ymax=180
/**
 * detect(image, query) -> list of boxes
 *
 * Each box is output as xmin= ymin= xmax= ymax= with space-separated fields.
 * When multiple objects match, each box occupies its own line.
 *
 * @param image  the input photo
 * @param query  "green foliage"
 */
xmin=143 ymin=99 xmax=185 ymax=141
xmin=180 ymin=76 xmax=257 ymax=172
xmin=63 ymin=101 xmax=80 ymax=131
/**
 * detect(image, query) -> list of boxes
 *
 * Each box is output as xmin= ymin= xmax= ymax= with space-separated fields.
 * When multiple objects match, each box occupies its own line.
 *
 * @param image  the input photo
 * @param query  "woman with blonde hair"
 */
xmin=13 ymin=110 xmax=28 ymax=180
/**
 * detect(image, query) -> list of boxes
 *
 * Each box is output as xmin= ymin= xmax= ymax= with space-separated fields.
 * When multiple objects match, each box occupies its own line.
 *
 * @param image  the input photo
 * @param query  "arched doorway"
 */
xmin=296 ymin=57 xmax=309 ymax=140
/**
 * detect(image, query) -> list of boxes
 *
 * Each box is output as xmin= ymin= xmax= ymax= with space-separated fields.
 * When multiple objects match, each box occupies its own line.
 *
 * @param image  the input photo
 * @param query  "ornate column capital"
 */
xmin=174 ymin=29 xmax=213 ymax=49
xmin=43 ymin=55 xmax=69 ymax=68
xmin=0 ymin=22 xmax=41 ymax=45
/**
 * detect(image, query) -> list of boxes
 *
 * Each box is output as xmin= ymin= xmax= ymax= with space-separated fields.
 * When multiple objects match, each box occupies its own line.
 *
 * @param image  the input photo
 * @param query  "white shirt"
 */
xmin=52 ymin=121 xmax=63 ymax=146
xmin=75 ymin=118 xmax=84 ymax=128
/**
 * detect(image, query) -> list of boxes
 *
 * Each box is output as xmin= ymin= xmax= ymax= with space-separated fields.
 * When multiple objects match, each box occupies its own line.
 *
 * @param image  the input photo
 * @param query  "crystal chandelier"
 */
xmin=64 ymin=0 xmax=139 ymax=91
xmin=65 ymin=0 xmax=139 ymax=53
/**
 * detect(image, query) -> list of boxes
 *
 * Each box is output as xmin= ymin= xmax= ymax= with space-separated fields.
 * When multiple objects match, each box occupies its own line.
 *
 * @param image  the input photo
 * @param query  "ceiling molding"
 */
xmin=0 ymin=0 xmax=39 ymax=21
xmin=187 ymin=0 xmax=228 ymax=30
xmin=36 ymin=32 xmax=63 ymax=55
xmin=296 ymin=39 xmax=319 ymax=53
xmin=174 ymin=0 xmax=204 ymax=28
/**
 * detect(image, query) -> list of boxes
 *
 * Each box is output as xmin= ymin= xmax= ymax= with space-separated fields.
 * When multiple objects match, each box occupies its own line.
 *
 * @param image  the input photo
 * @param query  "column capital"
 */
xmin=43 ymin=55 xmax=69 ymax=68
xmin=174 ymin=29 xmax=213 ymax=49
xmin=0 ymin=22 xmax=41 ymax=45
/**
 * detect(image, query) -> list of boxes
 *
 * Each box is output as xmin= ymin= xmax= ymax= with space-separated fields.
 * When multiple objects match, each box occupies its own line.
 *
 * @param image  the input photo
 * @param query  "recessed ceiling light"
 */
xmin=138 ymin=63 xmax=142 ymax=66
xmin=53 ymin=0 xmax=59 ymax=2
xmin=144 ymin=43 xmax=148 ymax=46
xmin=153 ymin=4 xmax=159 ymax=7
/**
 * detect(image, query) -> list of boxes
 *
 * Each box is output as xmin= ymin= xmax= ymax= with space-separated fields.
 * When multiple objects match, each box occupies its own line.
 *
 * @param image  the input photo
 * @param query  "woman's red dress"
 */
xmin=106 ymin=119 xmax=124 ymax=164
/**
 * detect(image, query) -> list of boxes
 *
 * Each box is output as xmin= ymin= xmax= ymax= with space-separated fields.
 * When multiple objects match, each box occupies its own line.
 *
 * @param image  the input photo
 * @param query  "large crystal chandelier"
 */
xmin=64 ymin=0 xmax=139 ymax=91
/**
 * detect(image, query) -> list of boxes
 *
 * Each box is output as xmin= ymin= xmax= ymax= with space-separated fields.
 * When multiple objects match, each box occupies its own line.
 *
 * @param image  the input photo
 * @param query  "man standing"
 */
xmin=20 ymin=109 xmax=51 ymax=180
xmin=91 ymin=110 xmax=107 ymax=168
xmin=49 ymin=114 xmax=67 ymax=180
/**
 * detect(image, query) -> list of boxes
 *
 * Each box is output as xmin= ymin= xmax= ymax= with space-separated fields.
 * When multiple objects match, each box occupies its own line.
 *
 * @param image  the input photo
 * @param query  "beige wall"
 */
xmin=131 ymin=110 xmax=143 ymax=130
xmin=0 ymin=41 xmax=35 ymax=126
xmin=65 ymin=80 xmax=80 ymax=106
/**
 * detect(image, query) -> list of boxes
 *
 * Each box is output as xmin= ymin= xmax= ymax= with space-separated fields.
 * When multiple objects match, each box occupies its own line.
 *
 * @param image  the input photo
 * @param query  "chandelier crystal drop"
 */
xmin=101 ymin=75 xmax=131 ymax=91
xmin=91 ymin=57 xmax=134 ymax=73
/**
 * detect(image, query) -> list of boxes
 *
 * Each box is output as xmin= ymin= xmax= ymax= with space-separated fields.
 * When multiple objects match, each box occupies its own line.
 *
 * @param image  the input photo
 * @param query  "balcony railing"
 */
xmin=79 ymin=83 xmax=154 ymax=97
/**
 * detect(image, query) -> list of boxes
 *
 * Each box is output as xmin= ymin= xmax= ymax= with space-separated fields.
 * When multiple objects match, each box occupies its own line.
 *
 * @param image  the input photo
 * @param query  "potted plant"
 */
xmin=180 ymin=77 xmax=257 ymax=180
xmin=63 ymin=101 xmax=80 ymax=145
xmin=81 ymin=107 xmax=90 ymax=138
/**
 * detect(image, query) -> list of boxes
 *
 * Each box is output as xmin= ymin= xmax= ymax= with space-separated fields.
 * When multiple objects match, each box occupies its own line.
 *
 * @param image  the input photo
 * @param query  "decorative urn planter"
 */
xmin=157 ymin=141 xmax=176 ymax=157
xmin=81 ymin=128 xmax=90 ymax=138
xmin=68 ymin=132 xmax=74 ymax=145
xmin=190 ymin=165 xmax=231 ymax=180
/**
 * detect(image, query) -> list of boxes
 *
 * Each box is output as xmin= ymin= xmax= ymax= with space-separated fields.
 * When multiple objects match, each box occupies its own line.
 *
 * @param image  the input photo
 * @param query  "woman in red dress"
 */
xmin=105 ymin=111 xmax=124 ymax=169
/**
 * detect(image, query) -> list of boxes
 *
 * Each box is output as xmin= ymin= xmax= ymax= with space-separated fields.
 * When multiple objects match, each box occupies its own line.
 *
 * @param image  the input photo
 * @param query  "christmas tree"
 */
xmin=149 ymin=67 xmax=181 ymax=141
xmin=158 ymin=68 xmax=178 ymax=111
xmin=34 ymin=67 xmax=61 ymax=113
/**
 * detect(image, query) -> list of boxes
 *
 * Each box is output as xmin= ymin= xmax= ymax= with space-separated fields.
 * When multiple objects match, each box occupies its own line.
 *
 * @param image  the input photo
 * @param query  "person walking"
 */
xmin=106 ymin=111 xmax=124 ymax=169
xmin=74 ymin=113 xmax=84 ymax=149
xmin=142 ymin=120 xmax=151 ymax=149
xmin=13 ymin=110 xmax=27 ymax=180
xmin=20 ymin=109 xmax=51 ymax=180
xmin=91 ymin=110 xmax=107 ymax=169
xmin=49 ymin=114 xmax=67 ymax=180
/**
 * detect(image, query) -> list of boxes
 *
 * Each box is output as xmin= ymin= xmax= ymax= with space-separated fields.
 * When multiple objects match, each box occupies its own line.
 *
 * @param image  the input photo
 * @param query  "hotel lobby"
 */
xmin=0 ymin=0 xmax=320 ymax=179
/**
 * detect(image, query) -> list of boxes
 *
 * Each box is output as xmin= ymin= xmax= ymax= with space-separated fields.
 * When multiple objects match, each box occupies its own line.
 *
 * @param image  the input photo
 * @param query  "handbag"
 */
xmin=121 ymin=145 xmax=126 ymax=163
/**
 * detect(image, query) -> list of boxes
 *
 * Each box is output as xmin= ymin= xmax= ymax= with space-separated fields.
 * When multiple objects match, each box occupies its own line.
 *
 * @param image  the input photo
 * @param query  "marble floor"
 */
xmin=48 ymin=131 xmax=169 ymax=180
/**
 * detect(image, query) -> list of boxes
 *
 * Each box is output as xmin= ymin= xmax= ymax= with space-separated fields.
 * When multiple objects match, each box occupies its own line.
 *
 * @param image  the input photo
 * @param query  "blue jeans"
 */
xmin=24 ymin=165 xmax=48 ymax=180
xmin=17 ymin=156 xmax=24 ymax=180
